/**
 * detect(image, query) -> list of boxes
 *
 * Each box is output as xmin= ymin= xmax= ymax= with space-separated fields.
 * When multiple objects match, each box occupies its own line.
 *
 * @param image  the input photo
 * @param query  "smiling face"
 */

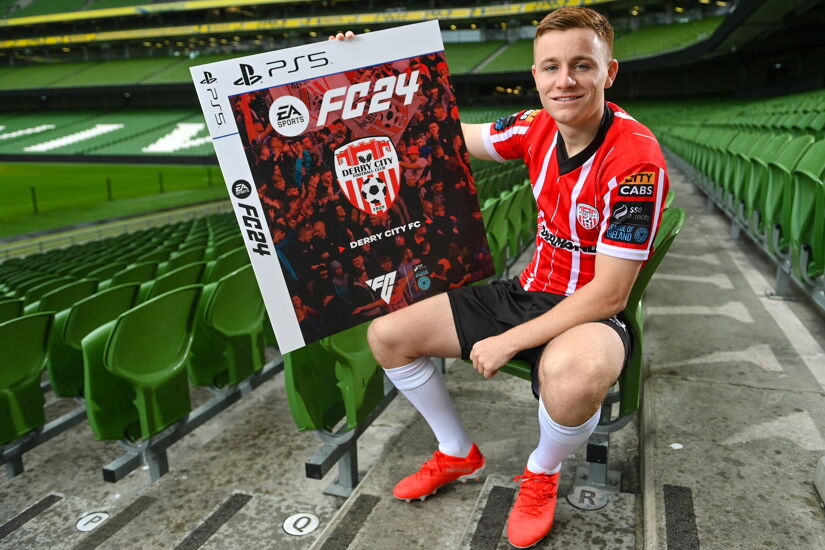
xmin=531 ymin=27 xmax=617 ymax=131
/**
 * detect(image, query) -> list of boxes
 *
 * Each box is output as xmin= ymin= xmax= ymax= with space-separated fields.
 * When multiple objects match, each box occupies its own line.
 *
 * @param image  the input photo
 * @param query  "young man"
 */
xmin=332 ymin=7 xmax=668 ymax=547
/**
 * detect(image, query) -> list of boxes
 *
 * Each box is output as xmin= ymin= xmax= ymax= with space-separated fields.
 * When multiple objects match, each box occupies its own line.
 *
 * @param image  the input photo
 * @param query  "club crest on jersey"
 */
xmin=334 ymin=136 xmax=401 ymax=215
xmin=576 ymin=203 xmax=600 ymax=230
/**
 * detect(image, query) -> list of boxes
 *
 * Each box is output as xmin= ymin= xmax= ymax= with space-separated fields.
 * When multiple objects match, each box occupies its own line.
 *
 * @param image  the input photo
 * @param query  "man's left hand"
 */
xmin=469 ymin=334 xmax=517 ymax=378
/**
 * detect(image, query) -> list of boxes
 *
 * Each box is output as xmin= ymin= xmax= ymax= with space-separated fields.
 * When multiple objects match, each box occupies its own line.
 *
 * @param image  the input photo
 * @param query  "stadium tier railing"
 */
xmin=0 ymin=201 xmax=231 ymax=260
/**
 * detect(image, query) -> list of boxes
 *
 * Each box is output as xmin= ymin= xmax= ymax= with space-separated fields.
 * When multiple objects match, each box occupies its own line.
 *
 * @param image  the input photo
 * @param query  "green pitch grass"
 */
xmin=0 ymin=162 xmax=228 ymax=240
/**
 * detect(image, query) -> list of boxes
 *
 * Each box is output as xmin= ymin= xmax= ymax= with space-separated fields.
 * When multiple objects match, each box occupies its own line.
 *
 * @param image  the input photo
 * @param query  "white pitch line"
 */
xmin=723 ymin=411 xmax=825 ymax=451
xmin=661 ymin=344 xmax=783 ymax=372
xmin=722 ymin=241 xmax=825 ymax=391
xmin=655 ymin=273 xmax=734 ymax=289
xmin=647 ymin=301 xmax=754 ymax=323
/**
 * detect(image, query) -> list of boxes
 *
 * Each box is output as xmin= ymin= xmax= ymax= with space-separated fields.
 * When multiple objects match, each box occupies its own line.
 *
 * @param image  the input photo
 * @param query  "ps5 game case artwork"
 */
xmin=192 ymin=21 xmax=493 ymax=353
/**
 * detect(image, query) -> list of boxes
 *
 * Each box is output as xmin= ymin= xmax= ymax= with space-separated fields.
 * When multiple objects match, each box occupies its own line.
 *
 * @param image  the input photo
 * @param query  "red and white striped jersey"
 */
xmin=481 ymin=102 xmax=669 ymax=295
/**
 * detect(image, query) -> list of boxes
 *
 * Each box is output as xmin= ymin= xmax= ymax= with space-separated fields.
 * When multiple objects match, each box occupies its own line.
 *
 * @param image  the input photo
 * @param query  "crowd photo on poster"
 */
xmin=229 ymin=50 xmax=494 ymax=344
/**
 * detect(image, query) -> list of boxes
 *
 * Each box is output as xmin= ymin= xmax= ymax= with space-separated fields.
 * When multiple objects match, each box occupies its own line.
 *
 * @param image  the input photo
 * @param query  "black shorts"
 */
xmin=447 ymin=277 xmax=633 ymax=400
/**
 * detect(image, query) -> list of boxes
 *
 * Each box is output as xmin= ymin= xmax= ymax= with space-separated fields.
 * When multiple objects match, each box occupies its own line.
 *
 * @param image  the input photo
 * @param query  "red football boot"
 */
xmin=392 ymin=443 xmax=485 ymax=502
xmin=506 ymin=467 xmax=560 ymax=548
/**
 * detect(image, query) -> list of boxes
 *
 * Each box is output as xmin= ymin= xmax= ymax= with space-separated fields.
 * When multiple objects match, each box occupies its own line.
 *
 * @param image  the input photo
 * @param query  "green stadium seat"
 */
xmin=188 ymin=265 xmax=266 ymax=387
xmin=0 ymin=313 xmax=52 ymax=445
xmin=760 ymin=135 xmax=815 ymax=254
xmin=740 ymin=133 xmax=792 ymax=231
xmin=82 ymin=285 xmax=202 ymax=441
xmin=102 ymin=260 xmax=159 ymax=289
xmin=0 ymin=298 xmax=23 ymax=324
xmin=481 ymin=197 xmax=507 ymax=276
xmin=23 ymin=278 xmax=99 ymax=315
xmin=205 ymin=235 xmax=243 ymax=261
xmin=789 ymin=140 xmax=825 ymax=283
xmin=156 ymin=247 xmax=206 ymax=277
xmin=137 ymin=261 xmax=205 ymax=302
xmin=87 ymin=262 xmax=129 ymax=280
xmin=204 ymin=246 xmax=248 ymax=283
xmin=322 ymin=322 xmax=385 ymax=430
xmin=23 ymin=277 xmax=75 ymax=304
xmin=283 ymin=321 xmax=382 ymax=432
xmin=285 ymin=340 xmax=347 ymax=432
xmin=46 ymin=283 xmax=141 ymax=397
xmin=500 ymin=208 xmax=685 ymax=421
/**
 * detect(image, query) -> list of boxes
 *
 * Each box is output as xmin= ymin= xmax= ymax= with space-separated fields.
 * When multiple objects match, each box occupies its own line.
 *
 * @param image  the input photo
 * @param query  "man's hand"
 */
xmin=329 ymin=31 xmax=355 ymax=41
xmin=469 ymin=334 xmax=518 ymax=378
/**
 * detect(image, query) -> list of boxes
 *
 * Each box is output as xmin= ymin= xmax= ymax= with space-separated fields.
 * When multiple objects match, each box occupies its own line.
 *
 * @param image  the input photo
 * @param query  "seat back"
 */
xmin=206 ymin=246 xmax=248 ymax=283
xmin=0 ymin=298 xmax=23 ymax=324
xmin=0 ymin=313 xmax=52 ymax=389
xmin=206 ymin=264 xmax=264 ymax=336
xmin=620 ymin=208 xmax=686 ymax=418
xmin=790 ymin=140 xmax=825 ymax=280
xmin=0 ymin=313 xmax=52 ymax=444
xmin=64 ymin=283 xmax=142 ymax=349
xmin=34 ymin=279 xmax=99 ymax=313
xmin=109 ymin=261 xmax=158 ymax=287
xmin=321 ymin=321 xmax=385 ymax=430
xmin=87 ymin=262 xmax=128 ymax=280
xmin=105 ymin=285 xmax=202 ymax=382
xmin=22 ymin=276 xmax=73 ymax=303
xmin=141 ymin=261 xmax=205 ymax=302
xmin=627 ymin=208 xmax=686 ymax=310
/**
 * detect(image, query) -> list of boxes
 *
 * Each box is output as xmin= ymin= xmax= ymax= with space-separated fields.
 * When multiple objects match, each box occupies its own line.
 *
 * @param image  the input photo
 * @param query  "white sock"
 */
xmin=526 ymin=397 xmax=601 ymax=474
xmin=384 ymin=357 xmax=473 ymax=458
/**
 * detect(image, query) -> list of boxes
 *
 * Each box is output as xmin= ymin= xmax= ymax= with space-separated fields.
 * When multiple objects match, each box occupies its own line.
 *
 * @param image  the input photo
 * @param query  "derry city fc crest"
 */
xmin=334 ymin=136 xmax=401 ymax=215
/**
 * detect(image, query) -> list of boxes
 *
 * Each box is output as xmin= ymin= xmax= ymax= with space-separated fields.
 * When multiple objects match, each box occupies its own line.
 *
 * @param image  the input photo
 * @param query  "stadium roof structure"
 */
xmin=0 ymin=0 xmax=619 ymax=49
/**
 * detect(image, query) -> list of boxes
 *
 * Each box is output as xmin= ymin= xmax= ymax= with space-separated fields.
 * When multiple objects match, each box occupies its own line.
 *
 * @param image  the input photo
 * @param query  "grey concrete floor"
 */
xmin=2 ymin=162 xmax=824 ymax=550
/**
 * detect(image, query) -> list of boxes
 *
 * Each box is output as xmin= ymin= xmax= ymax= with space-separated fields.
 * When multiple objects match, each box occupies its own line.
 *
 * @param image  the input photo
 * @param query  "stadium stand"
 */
xmin=627 ymin=87 xmax=825 ymax=309
xmin=443 ymin=40 xmax=505 ymax=74
xmin=478 ymin=15 xmax=724 ymax=73
xmin=612 ymin=15 xmax=724 ymax=59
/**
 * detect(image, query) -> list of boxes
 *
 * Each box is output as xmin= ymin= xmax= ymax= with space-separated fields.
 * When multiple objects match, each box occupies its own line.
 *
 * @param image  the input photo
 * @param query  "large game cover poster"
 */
xmin=192 ymin=21 xmax=493 ymax=352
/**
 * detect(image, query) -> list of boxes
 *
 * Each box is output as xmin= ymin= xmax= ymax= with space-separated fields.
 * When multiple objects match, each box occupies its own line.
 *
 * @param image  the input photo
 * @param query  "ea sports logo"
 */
xmin=269 ymin=96 xmax=309 ymax=137
xmin=232 ymin=179 xmax=252 ymax=199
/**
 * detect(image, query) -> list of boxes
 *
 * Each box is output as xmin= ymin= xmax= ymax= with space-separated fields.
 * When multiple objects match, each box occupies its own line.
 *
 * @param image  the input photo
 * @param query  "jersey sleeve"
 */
xmin=596 ymin=162 xmax=669 ymax=261
xmin=480 ymin=109 xmax=539 ymax=163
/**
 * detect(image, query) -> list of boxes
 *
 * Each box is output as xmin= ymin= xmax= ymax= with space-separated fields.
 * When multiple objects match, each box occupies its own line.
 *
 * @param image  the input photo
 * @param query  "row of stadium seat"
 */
xmin=627 ymin=89 xmax=824 ymax=299
xmin=662 ymin=127 xmax=824 ymax=286
xmin=2 ymin=162 xmax=685 ymax=481
xmin=0 ymin=214 xmax=265 ymax=446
